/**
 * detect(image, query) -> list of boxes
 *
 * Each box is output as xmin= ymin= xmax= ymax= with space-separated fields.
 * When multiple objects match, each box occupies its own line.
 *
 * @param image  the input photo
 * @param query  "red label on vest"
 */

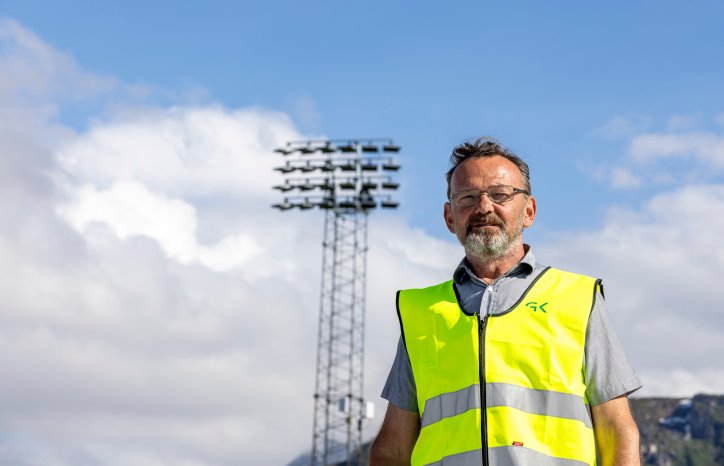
xmin=512 ymin=441 xmax=524 ymax=446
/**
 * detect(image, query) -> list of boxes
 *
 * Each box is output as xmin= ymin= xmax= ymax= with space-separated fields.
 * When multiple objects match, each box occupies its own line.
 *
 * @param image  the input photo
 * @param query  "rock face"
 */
xmin=631 ymin=394 xmax=724 ymax=466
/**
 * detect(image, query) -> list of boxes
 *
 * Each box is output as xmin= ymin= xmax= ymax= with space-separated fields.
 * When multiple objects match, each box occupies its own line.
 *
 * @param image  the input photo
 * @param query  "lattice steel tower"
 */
xmin=272 ymin=139 xmax=401 ymax=466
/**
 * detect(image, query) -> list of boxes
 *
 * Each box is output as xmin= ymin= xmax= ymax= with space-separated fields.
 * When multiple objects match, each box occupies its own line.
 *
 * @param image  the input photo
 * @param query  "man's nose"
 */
xmin=474 ymin=192 xmax=495 ymax=213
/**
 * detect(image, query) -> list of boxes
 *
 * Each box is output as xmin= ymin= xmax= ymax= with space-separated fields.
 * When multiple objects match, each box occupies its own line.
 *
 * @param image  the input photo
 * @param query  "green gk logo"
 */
xmin=525 ymin=301 xmax=548 ymax=313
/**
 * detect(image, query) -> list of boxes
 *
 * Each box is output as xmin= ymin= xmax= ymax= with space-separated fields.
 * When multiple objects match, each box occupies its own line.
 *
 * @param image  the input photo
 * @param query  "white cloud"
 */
xmin=593 ymin=115 xmax=652 ymax=139
xmin=593 ymin=114 xmax=724 ymax=188
xmin=537 ymin=184 xmax=724 ymax=396
xmin=629 ymin=131 xmax=724 ymax=169
xmin=59 ymin=180 xmax=262 ymax=271
xmin=666 ymin=113 xmax=701 ymax=131
xmin=0 ymin=19 xmax=458 ymax=465
xmin=638 ymin=369 xmax=724 ymax=398
xmin=49 ymin=98 xmax=304 ymax=274
xmin=0 ymin=18 xmax=319 ymax=465
xmin=610 ymin=167 xmax=643 ymax=189
xmin=291 ymin=94 xmax=322 ymax=131
xmin=0 ymin=17 xmax=115 ymax=105
xmin=56 ymin=105 xmax=298 ymax=197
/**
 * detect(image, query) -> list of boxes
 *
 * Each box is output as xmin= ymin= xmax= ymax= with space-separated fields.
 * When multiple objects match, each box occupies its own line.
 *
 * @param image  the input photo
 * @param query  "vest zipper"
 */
xmin=479 ymin=312 xmax=489 ymax=466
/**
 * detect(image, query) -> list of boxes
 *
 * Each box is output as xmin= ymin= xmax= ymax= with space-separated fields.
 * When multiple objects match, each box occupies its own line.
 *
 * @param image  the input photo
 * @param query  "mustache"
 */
xmin=467 ymin=214 xmax=504 ymax=233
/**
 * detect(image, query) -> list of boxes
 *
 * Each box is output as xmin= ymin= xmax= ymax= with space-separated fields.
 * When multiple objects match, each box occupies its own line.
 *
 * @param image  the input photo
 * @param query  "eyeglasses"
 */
xmin=450 ymin=185 xmax=529 ymax=207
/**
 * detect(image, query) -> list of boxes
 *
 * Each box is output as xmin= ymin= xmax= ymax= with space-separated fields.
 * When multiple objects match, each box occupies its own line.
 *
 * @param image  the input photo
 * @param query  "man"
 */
xmin=369 ymin=138 xmax=641 ymax=466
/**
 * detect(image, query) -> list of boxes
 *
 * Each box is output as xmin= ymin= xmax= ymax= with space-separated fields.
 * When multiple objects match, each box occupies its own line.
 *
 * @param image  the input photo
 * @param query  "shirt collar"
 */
xmin=453 ymin=245 xmax=536 ymax=285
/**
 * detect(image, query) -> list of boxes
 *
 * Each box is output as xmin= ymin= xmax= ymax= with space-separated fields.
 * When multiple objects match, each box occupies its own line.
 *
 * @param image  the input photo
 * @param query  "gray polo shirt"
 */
xmin=381 ymin=248 xmax=642 ymax=412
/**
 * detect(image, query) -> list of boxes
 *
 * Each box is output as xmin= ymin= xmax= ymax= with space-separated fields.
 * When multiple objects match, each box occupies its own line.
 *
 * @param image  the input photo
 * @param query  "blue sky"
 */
xmin=7 ymin=0 xmax=724 ymax=239
xmin=1 ymin=2 xmax=723 ymax=465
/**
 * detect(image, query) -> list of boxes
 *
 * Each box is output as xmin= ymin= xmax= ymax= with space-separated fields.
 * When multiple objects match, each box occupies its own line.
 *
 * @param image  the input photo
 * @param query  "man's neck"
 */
xmin=466 ymin=243 xmax=527 ymax=284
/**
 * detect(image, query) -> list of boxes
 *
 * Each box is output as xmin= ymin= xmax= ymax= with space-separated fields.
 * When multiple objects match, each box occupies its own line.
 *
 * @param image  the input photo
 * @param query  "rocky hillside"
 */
xmin=631 ymin=394 xmax=724 ymax=465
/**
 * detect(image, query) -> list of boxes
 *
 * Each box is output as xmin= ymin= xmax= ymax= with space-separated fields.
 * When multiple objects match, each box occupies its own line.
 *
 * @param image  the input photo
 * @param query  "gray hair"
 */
xmin=445 ymin=137 xmax=531 ymax=199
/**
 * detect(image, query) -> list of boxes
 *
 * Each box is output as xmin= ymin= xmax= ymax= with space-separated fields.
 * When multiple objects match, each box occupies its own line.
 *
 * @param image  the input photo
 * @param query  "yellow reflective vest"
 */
xmin=397 ymin=267 xmax=600 ymax=466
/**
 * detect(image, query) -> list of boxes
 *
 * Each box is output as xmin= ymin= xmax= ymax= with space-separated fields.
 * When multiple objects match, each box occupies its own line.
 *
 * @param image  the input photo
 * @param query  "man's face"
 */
xmin=443 ymin=156 xmax=536 ymax=260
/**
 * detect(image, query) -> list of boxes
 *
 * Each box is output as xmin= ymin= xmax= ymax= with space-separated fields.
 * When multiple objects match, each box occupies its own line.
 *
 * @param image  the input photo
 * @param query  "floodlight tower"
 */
xmin=272 ymin=139 xmax=401 ymax=466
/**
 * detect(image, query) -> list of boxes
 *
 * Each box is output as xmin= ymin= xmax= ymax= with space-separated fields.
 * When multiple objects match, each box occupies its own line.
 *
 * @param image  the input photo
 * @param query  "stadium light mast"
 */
xmin=272 ymin=138 xmax=401 ymax=466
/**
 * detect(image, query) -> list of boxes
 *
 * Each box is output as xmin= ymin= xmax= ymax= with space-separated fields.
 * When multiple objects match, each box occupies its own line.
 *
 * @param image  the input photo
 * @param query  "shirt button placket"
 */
xmin=480 ymin=285 xmax=495 ymax=317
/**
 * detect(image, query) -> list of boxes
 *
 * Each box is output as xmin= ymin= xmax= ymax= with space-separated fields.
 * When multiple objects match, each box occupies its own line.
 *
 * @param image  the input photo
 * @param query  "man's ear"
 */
xmin=443 ymin=202 xmax=455 ymax=233
xmin=523 ymin=195 xmax=536 ymax=228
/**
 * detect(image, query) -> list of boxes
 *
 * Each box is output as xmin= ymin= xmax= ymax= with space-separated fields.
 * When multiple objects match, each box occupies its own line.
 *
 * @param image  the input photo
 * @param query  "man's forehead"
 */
xmin=451 ymin=156 xmax=524 ymax=185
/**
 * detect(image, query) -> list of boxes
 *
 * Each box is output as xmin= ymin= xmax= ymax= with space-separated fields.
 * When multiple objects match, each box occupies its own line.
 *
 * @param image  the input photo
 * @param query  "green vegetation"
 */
xmin=683 ymin=440 xmax=715 ymax=466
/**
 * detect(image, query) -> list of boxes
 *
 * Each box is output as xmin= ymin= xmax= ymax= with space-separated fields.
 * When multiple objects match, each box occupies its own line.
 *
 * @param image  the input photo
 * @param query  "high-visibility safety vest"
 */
xmin=397 ymin=267 xmax=601 ymax=466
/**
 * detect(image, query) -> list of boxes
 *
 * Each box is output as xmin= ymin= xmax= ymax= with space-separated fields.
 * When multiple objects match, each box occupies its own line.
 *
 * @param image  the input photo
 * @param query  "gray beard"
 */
xmin=463 ymin=229 xmax=516 ymax=259
xmin=462 ymin=214 xmax=524 ymax=260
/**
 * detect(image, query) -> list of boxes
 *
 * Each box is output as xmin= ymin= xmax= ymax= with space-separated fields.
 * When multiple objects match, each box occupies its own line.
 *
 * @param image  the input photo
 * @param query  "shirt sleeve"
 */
xmin=584 ymin=290 xmax=642 ymax=406
xmin=380 ymin=336 xmax=419 ymax=413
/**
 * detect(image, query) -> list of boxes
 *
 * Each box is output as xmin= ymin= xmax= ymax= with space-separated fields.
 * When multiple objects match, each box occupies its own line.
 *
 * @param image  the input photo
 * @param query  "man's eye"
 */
xmin=459 ymin=194 xmax=477 ymax=204
xmin=489 ymin=193 xmax=509 ymax=203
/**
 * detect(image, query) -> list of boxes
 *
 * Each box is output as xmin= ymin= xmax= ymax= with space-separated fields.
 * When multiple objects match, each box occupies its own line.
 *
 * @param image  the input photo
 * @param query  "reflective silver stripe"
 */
xmin=421 ymin=384 xmax=480 ymax=428
xmin=489 ymin=445 xmax=590 ymax=466
xmin=425 ymin=449 xmax=482 ymax=466
xmin=421 ymin=383 xmax=591 ymax=428
xmin=488 ymin=382 xmax=592 ymax=429
xmin=426 ymin=447 xmax=590 ymax=466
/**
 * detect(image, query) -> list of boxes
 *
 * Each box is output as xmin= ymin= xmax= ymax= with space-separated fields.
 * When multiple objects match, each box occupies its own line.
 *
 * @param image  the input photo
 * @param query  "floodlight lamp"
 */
xmin=361 ymin=143 xmax=378 ymax=153
xmin=340 ymin=163 xmax=356 ymax=172
xmin=381 ymin=200 xmax=399 ymax=209
xmin=360 ymin=162 xmax=377 ymax=171
xmin=275 ymin=164 xmax=296 ymax=174
xmin=381 ymin=181 xmax=399 ymax=190
xmin=320 ymin=143 xmax=337 ymax=153
xmin=318 ymin=180 xmax=334 ymax=191
xmin=274 ymin=183 xmax=295 ymax=192
xmin=298 ymin=199 xmax=315 ymax=209
xmin=300 ymin=163 xmax=315 ymax=173
xmin=340 ymin=180 xmax=356 ymax=190
xmin=382 ymin=144 xmax=400 ymax=153
xmin=359 ymin=190 xmax=376 ymax=208
xmin=382 ymin=161 xmax=400 ymax=171
xmin=273 ymin=201 xmax=294 ymax=210
xmin=274 ymin=147 xmax=293 ymax=155
xmin=299 ymin=182 xmax=315 ymax=191
xmin=338 ymin=144 xmax=356 ymax=153
xmin=362 ymin=181 xmax=377 ymax=190
xmin=339 ymin=199 xmax=356 ymax=209
xmin=320 ymin=161 xmax=335 ymax=172
xmin=300 ymin=146 xmax=316 ymax=154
